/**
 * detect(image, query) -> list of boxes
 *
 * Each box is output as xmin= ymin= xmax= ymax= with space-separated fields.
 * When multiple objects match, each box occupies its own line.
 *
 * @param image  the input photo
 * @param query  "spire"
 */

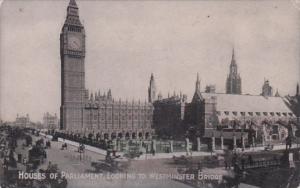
xmin=148 ymin=73 xmax=156 ymax=103
xmin=63 ymin=0 xmax=82 ymax=27
xmin=275 ymin=89 xmax=280 ymax=97
xmin=226 ymin=47 xmax=241 ymax=94
xmin=195 ymin=72 xmax=201 ymax=93
xmin=192 ymin=73 xmax=203 ymax=102
xmin=95 ymin=91 xmax=98 ymax=100
xmin=150 ymin=73 xmax=154 ymax=80
xmin=297 ymin=83 xmax=299 ymax=96
xmin=69 ymin=0 xmax=78 ymax=7
xmin=107 ymin=89 xmax=112 ymax=99
xmin=158 ymin=92 xmax=162 ymax=100
xmin=90 ymin=93 xmax=94 ymax=101
xmin=230 ymin=48 xmax=237 ymax=66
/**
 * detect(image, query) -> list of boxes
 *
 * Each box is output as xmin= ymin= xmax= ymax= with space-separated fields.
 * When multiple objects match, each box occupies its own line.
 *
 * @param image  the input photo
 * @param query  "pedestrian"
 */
xmin=224 ymin=160 xmax=228 ymax=169
xmin=241 ymin=158 xmax=245 ymax=170
xmin=248 ymin=155 xmax=253 ymax=166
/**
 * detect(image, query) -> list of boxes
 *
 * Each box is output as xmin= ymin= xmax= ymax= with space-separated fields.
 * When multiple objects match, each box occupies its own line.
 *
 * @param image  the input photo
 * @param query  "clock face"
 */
xmin=68 ymin=36 xmax=81 ymax=50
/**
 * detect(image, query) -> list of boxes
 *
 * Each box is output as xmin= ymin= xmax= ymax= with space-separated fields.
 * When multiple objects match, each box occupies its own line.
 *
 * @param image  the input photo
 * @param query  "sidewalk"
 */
xmin=135 ymin=151 xmax=216 ymax=160
xmin=239 ymin=143 xmax=299 ymax=153
xmin=45 ymin=134 xmax=300 ymax=160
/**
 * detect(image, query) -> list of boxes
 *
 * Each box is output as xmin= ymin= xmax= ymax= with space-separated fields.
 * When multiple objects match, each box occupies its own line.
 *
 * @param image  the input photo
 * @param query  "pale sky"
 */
xmin=1 ymin=0 xmax=300 ymax=122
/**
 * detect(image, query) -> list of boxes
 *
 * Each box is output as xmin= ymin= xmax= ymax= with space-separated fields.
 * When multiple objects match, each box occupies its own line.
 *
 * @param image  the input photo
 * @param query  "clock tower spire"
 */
xmin=60 ymin=0 xmax=86 ymax=131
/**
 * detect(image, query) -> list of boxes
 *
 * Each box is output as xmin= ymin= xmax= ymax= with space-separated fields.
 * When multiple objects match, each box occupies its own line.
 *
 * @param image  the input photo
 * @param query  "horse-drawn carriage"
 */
xmin=91 ymin=156 xmax=129 ymax=173
xmin=173 ymin=155 xmax=190 ymax=164
xmin=28 ymin=145 xmax=47 ymax=169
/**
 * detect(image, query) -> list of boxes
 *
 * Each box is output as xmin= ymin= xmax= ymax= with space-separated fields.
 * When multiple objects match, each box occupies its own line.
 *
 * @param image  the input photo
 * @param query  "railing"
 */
xmin=238 ymin=159 xmax=281 ymax=170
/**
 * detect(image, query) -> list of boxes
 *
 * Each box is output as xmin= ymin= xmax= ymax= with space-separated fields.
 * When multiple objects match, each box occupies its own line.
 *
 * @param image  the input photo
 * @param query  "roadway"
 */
xmin=35 ymin=135 xmax=194 ymax=188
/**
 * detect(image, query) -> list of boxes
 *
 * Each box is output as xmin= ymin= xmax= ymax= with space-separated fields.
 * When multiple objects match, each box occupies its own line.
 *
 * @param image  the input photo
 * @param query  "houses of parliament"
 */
xmin=60 ymin=0 xmax=153 ymax=139
xmin=60 ymin=0 xmax=298 ymax=143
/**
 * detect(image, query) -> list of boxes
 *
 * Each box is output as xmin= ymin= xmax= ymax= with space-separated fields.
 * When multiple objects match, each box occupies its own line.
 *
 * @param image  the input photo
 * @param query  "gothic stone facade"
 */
xmin=60 ymin=0 xmax=153 ymax=139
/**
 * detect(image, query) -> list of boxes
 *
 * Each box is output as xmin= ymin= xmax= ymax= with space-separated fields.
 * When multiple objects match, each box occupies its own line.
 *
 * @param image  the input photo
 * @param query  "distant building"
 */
xmin=226 ymin=49 xmax=242 ymax=94
xmin=261 ymin=79 xmax=273 ymax=97
xmin=205 ymin=84 xmax=216 ymax=93
xmin=15 ymin=114 xmax=31 ymax=128
xmin=182 ymin=72 xmax=297 ymax=149
xmin=192 ymin=91 xmax=296 ymax=146
xmin=43 ymin=113 xmax=59 ymax=130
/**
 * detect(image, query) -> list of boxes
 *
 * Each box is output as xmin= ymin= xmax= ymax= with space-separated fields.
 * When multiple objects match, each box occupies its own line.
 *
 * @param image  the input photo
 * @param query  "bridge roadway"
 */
xmin=34 ymin=135 xmax=194 ymax=188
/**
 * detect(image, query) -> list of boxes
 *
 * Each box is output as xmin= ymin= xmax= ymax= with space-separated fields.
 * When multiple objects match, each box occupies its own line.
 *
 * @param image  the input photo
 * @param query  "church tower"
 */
xmin=148 ymin=73 xmax=156 ymax=103
xmin=226 ymin=48 xmax=242 ymax=94
xmin=60 ymin=0 xmax=86 ymax=131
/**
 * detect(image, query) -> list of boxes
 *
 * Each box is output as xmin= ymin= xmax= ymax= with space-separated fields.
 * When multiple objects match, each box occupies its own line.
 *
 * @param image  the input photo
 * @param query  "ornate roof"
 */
xmin=202 ymin=92 xmax=294 ymax=115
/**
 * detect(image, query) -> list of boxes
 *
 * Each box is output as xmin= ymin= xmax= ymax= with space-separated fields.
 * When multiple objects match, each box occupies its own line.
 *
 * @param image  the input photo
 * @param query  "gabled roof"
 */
xmin=201 ymin=93 xmax=293 ymax=114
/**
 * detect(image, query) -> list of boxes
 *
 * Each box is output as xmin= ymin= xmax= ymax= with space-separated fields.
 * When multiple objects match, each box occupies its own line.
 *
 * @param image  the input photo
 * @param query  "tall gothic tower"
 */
xmin=60 ymin=0 xmax=86 ymax=130
xmin=226 ymin=48 xmax=242 ymax=94
xmin=148 ymin=73 xmax=156 ymax=103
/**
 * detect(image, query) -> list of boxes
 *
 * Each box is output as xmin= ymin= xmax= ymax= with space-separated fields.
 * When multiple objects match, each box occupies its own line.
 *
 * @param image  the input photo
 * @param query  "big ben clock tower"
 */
xmin=60 ymin=0 xmax=86 ymax=131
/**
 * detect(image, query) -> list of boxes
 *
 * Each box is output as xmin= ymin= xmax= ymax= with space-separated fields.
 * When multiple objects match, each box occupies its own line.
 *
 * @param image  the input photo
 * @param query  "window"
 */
xmin=216 ymin=111 xmax=221 ymax=115
xmin=276 ymin=112 xmax=281 ymax=116
xmin=288 ymin=113 xmax=293 ymax=117
xmin=224 ymin=111 xmax=229 ymax=115
xmin=248 ymin=112 xmax=253 ymax=116
xmin=256 ymin=112 xmax=261 ymax=116
xmin=283 ymin=113 xmax=287 ymax=116
xmin=263 ymin=112 xmax=268 ymax=116
xmin=270 ymin=112 xmax=274 ymax=116
xmin=232 ymin=111 xmax=238 ymax=116
xmin=240 ymin=112 xmax=245 ymax=116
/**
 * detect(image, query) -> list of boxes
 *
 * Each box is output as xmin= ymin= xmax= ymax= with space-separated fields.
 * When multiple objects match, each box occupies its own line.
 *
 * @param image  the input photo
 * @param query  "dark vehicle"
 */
xmin=264 ymin=144 xmax=274 ymax=151
xmin=36 ymin=138 xmax=44 ymax=147
xmin=25 ymin=135 xmax=32 ymax=146
xmin=91 ymin=159 xmax=128 ymax=173
xmin=45 ymin=140 xmax=51 ymax=149
xmin=28 ymin=146 xmax=47 ymax=168
xmin=173 ymin=155 xmax=189 ymax=164
xmin=61 ymin=143 xmax=67 ymax=150
xmin=91 ymin=161 xmax=117 ymax=172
